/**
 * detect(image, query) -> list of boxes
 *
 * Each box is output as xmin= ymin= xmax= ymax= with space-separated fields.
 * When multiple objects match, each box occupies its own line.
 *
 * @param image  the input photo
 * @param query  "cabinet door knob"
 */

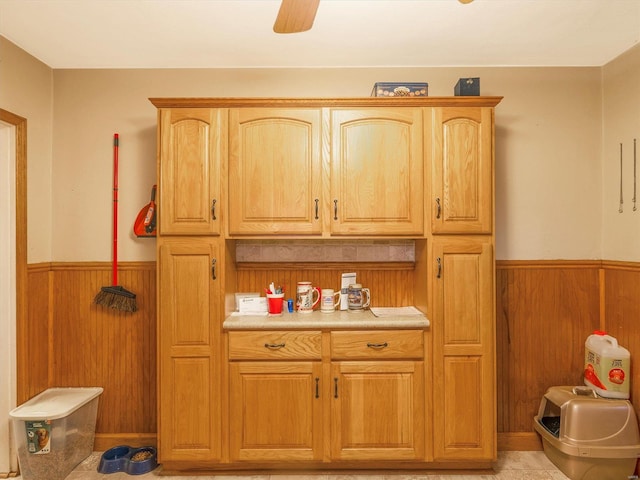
xmin=314 ymin=198 xmax=319 ymax=220
xmin=211 ymin=199 xmax=217 ymax=220
xmin=435 ymin=197 xmax=441 ymax=219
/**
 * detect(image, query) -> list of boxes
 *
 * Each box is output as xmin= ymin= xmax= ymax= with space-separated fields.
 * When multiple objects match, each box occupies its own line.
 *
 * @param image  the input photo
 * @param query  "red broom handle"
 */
xmin=113 ymin=133 xmax=119 ymax=286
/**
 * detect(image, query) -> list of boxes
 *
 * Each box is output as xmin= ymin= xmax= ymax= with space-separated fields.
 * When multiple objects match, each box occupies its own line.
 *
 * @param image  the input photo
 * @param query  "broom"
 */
xmin=93 ymin=133 xmax=138 ymax=313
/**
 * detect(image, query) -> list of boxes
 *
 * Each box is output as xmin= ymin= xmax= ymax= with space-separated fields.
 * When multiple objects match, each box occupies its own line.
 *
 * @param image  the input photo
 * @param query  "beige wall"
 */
xmin=5 ymin=36 xmax=634 ymax=263
xmin=602 ymin=44 xmax=640 ymax=261
xmin=0 ymin=37 xmax=53 ymax=263
xmin=51 ymin=66 xmax=603 ymax=262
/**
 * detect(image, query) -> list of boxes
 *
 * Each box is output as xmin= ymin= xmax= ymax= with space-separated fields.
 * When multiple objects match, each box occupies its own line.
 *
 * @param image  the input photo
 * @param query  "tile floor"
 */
xmin=17 ymin=451 xmax=571 ymax=480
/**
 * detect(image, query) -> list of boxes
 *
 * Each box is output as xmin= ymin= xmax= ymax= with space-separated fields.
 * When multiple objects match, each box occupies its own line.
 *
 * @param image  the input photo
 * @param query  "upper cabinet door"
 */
xmin=330 ymin=108 xmax=424 ymax=236
xmin=228 ymin=108 xmax=322 ymax=235
xmin=159 ymin=108 xmax=223 ymax=235
xmin=430 ymin=107 xmax=493 ymax=234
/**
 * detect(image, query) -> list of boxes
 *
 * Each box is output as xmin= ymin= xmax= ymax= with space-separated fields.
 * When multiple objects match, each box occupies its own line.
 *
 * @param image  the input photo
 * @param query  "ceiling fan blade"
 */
xmin=273 ymin=0 xmax=320 ymax=34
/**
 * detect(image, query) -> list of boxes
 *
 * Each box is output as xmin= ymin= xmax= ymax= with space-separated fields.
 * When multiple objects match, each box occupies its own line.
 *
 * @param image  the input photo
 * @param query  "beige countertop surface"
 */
xmin=223 ymin=308 xmax=430 ymax=330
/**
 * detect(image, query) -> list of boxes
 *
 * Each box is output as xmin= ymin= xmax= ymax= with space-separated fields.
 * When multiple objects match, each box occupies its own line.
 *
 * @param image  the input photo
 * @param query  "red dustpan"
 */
xmin=133 ymin=185 xmax=157 ymax=238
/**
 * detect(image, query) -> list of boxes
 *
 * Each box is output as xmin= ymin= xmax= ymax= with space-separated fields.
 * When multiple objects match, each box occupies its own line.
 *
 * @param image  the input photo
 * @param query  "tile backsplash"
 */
xmin=235 ymin=240 xmax=416 ymax=263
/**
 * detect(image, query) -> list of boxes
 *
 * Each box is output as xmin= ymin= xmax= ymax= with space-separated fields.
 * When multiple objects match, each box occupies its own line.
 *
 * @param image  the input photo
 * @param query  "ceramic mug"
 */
xmin=296 ymin=281 xmax=320 ymax=313
xmin=320 ymin=288 xmax=341 ymax=313
xmin=347 ymin=283 xmax=371 ymax=312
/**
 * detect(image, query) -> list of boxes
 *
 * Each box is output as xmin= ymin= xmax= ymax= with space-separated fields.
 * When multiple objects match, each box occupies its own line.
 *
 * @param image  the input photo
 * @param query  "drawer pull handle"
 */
xmin=315 ymin=377 xmax=320 ymax=398
xmin=367 ymin=342 xmax=388 ymax=349
xmin=264 ymin=342 xmax=286 ymax=349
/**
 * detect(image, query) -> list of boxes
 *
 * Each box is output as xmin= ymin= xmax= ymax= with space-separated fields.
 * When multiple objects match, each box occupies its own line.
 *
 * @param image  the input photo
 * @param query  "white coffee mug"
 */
xmin=320 ymin=288 xmax=341 ymax=313
xmin=296 ymin=281 xmax=320 ymax=313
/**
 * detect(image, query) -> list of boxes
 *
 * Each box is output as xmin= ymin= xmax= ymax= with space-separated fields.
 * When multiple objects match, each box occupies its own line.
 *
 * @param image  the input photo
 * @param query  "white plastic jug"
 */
xmin=584 ymin=331 xmax=630 ymax=399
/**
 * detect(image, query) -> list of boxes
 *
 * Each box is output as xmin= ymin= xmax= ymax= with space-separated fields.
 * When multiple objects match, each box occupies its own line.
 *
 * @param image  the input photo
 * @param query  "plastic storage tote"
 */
xmin=9 ymin=387 xmax=103 ymax=480
xmin=534 ymin=385 xmax=640 ymax=480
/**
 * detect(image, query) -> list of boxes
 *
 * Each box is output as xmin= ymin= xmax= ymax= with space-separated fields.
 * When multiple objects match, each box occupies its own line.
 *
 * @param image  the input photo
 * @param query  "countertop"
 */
xmin=223 ymin=308 xmax=430 ymax=330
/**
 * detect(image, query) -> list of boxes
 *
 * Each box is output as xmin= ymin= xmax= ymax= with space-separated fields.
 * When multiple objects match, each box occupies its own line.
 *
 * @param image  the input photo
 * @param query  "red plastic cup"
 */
xmin=266 ymin=293 xmax=285 ymax=314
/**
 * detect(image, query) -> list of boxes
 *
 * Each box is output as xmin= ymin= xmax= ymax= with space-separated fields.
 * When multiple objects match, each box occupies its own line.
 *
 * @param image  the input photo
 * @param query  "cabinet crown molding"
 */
xmin=149 ymin=97 xmax=503 ymax=109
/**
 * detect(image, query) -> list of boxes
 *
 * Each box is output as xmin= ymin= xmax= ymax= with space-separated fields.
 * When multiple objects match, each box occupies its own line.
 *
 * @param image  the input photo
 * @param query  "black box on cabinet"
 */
xmin=454 ymin=77 xmax=480 ymax=96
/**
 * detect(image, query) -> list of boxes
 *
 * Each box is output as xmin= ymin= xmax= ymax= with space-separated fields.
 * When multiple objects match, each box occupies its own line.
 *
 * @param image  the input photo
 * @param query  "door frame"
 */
xmin=0 ymin=108 xmax=27 ymax=475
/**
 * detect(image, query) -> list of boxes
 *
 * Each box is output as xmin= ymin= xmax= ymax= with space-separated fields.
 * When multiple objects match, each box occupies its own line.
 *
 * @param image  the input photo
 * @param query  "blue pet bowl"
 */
xmin=98 ymin=445 xmax=131 ymax=474
xmin=98 ymin=445 xmax=158 ymax=475
xmin=127 ymin=447 xmax=158 ymax=475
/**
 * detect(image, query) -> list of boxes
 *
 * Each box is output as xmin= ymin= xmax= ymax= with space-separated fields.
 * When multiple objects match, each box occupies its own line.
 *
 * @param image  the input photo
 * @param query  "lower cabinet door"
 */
xmin=330 ymin=361 xmax=425 ymax=461
xmin=431 ymin=238 xmax=496 ymax=460
xmin=229 ymin=361 xmax=323 ymax=461
xmin=158 ymin=239 xmax=221 ymax=464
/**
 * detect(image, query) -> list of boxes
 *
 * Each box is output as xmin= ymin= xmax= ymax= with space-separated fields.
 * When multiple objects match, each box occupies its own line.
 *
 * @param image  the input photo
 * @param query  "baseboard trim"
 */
xmin=497 ymin=432 xmax=542 ymax=451
xmin=94 ymin=433 xmax=157 ymax=451
xmin=95 ymin=432 xmax=538 ymax=454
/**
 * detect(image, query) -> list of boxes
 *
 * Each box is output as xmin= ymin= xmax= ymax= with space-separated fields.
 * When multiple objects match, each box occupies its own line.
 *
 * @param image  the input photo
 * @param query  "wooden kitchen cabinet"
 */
xmin=431 ymin=238 xmax=495 ymax=460
xmin=228 ymin=106 xmax=423 ymax=236
xmin=227 ymin=329 xmax=427 ymax=463
xmin=330 ymin=108 xmax=424 ymax=235
xmin=227 ymin=331 xmax=323 ymax=461
xmin=329 ymin=330 xmax=426 ymax=461
xmin=228 ymin=108 xmax=323 ymax=235
xmin=330 ymin=361 xmax=425 ymax=461
xmin=158 ymin=108 xmax=224 ymax=235
xmin=150 ymin=96 xmax=502 ymax=473
xmin=229 ymin=361 xmax=323 ymax=461
xmin=430 ymin=107 xmax=493 ymax=234
xmin=157 ymin=238 xmax=223 ymax=464
xmin=427 ymin=103 xmax=497 ymax=462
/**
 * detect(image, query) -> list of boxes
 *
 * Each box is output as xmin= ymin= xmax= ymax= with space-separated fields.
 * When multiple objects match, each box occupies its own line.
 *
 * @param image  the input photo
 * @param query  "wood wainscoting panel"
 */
xmin=45 ymin=262 xmax=156 ymax=437
xmin=234 ymin=262 xmax=415 ymax=308
xmin=20 ymin=264 xmax=51 ymax=404
xmin=21 ymin=259 xmax=639 ymax=452
xmin=495 ymin=261 xmax=601 ymax=435
xmin=602 ymin=261 xmax=640 ymax=417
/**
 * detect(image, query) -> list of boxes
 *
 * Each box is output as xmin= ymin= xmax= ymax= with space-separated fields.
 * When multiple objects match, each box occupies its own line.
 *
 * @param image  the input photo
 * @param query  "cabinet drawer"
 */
xmin=331 ymin=330 xmax=424 ymax=360
xmin=228 ymin=331 xmax=322 ymax=360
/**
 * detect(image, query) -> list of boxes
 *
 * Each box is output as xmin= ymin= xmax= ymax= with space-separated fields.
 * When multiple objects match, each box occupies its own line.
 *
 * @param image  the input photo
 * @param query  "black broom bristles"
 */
xmin=93 ymin=285 xmax=138 ymax=313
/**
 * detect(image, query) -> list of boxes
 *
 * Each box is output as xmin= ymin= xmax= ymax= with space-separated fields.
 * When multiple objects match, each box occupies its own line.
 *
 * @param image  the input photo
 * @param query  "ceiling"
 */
xmin=1 ymin=0 xmax=639 ymax=69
